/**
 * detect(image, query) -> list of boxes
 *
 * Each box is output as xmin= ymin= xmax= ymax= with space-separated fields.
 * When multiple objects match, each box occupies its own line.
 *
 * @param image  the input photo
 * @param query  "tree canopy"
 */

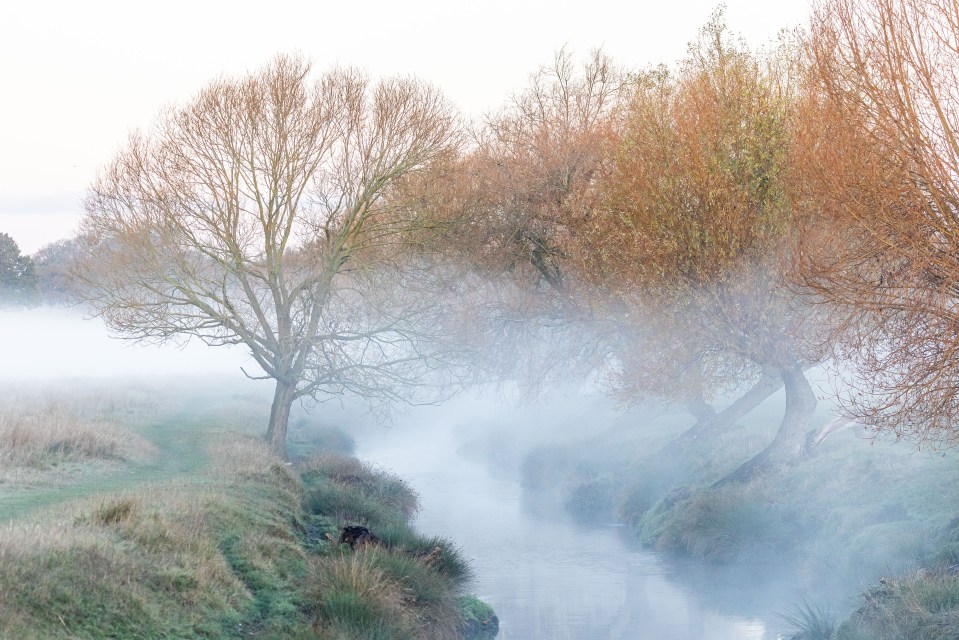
xmin=0 ymin=233 xmax=36 ymax=306
xmin=78 ymin=55 xmax=463 ymax=458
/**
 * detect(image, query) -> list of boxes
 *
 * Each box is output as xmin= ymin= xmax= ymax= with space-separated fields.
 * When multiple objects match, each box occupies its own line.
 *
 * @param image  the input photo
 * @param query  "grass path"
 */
xmin=0 ymin=410 xmax=242 ymax=522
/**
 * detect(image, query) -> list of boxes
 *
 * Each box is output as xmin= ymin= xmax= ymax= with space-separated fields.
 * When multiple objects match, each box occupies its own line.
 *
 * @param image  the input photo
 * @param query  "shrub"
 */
xmin=564 ymin=475 xmax=616 ymax=518
xmin=641 ymin=483 xmax=799 ymax=562
xmin=459 ymin=594 xmax=499 ymax=640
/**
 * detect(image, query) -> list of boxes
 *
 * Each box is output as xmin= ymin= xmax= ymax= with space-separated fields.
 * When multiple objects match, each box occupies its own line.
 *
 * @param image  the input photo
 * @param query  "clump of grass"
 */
xmin=563 ymin=475 xmax=616 ymax=518
xmin=831 ymin=569 xmax=959 ymax=640
xmin=302 ymin=454 xmax=419 ymax=524
xmin=0 ymin=385 xmax=158 ymax=476
xmin=374 ymin=524 xmax=473 ymax=586
xmin=781 ymin=599 xmax=838 ymax=640
xmin=0 ymin=411 xmax=152 ymax=469
xmin=90 ymin=496 xmax=139 ymax=525
xmin=361 ymin=547 xmax=462 ymax=639
xmin=641 ymin=482 xmax=799 ymax=562
xmin=306 ymin=425 xmax=357 ymax=456
xmin=459 ymin=594 xmax=499 ymax=640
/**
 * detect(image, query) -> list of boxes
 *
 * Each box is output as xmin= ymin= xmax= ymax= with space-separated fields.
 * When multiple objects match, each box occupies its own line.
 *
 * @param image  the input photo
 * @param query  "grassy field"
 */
xmin=0 ymin=378 xmax=496 ymax=639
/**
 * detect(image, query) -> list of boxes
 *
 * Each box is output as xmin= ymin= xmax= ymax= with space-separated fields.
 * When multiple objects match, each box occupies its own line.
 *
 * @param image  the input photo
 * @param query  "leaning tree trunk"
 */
xmin=713 ymin=364 xmax=816 ymax=487
xmin=676 ymin=368 xmax=784 ymax=445
xmin=266 ymin=379 xmax=297 ymax=461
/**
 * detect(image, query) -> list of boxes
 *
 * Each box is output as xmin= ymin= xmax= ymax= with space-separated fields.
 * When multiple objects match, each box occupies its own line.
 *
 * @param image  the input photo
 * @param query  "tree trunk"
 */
xmin=675 ymin=369 xmax=783 ymax=446
xmin=713 ymin=365 xmax=816 ymax=487
xmin=266 ymin=379 xmax=297 ymax=461
xmin=684 ymin=395 xmax=717 ymax=424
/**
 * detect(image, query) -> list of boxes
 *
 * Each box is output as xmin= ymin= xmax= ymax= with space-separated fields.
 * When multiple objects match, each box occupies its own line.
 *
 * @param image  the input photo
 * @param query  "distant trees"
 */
xmin=0 ymin=233 xmax=36 ymax=306
xmin=801 ymin=0 xmax=959 ymax=446
xmin=32 ymin=238 xmax=80 ymax=305
xmin=77 ymin=55 xmax=463 ymax=459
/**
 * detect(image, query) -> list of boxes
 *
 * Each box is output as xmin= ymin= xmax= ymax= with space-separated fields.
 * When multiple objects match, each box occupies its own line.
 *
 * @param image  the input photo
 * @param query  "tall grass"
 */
xmin=640 ymin=482 xmax=800 ymax=562
xmin=781 ymin=599 xmax=838 ymax=640
xmin=0 ymin=385 xmax=158 ymax=479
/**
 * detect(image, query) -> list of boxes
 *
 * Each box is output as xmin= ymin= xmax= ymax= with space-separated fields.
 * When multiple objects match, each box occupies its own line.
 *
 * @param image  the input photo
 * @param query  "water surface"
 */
xmin=357 ymin=409 xmax=803 ymax=640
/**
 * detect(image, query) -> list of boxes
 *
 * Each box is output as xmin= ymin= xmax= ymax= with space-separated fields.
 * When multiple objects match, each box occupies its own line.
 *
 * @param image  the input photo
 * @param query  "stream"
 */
xmin=356 ymin=405 xmax=806 ymax=640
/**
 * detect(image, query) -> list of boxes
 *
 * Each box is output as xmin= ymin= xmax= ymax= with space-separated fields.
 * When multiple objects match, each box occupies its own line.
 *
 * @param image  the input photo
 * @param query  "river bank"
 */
xmin=0 ymin=380 xmax=497 ymax=639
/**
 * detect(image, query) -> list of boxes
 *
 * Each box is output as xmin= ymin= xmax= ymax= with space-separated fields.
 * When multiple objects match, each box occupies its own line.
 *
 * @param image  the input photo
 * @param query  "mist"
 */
xmin=0 ymin=307 xmax=254 ymax=380
xmin=1 ymin=287 xmax=955 ymax=640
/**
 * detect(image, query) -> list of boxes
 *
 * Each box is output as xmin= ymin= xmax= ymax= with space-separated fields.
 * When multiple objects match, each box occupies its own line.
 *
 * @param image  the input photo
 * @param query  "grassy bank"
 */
xmin=0 ymin=381 xmax=496 ymax=639
xmin=500 ymin=390 xmax=959 ymax=627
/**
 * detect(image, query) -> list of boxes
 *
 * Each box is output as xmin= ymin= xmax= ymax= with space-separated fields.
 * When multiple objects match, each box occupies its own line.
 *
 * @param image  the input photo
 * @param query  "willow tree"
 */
xmin=576 ymin=20 xmax=827 ymax=481
xmin=393 ymin=50 xmax=632 ymax=390
xmin=78 ymin=56 xmax=462 ymax=458
xmin=800 ymin=0 xmax=959 ymax=446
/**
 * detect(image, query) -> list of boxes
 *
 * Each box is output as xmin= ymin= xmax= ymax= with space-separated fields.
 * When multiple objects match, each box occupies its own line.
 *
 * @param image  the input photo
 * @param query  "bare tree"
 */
xmin=802 ymin=0 xmax=959 ymax=445
xmin=77 ymin=55 xmax=463 ymax=459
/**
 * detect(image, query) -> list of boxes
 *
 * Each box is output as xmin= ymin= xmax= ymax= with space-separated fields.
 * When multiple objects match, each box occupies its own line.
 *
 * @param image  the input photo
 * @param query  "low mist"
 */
xmin=0 ymin=308 xmax=254 ymax=380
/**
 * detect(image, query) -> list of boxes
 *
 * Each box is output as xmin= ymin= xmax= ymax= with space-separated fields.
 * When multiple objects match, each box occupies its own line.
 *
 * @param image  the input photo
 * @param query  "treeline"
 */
xmin=0 ymin=233 xmax=78 ymax=306
xmin=50 ymin=0 xmax=959 ymax=474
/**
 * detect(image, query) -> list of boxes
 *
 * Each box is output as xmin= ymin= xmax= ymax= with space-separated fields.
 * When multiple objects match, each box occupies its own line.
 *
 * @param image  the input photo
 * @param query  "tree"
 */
xmin=800 ymin=0 xmax=959 ymax=445
xmin=0 ymin=233 xmax=37 ymax=306
xmin=33 ymin=238 xmax=80 ymax=305
xmin=78 ymin=55 xmax=463 ymax=459
xmin=394 ymin=50 xmax=632 ymax=391
xmin=573 ymin=18 xmax=827 ymax=482
xmin=469 ymin=48 xmax=629 ymax=295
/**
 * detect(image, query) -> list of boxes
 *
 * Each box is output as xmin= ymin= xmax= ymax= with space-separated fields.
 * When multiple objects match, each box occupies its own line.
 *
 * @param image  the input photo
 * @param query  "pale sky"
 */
xmin=0 ymin=0 xmax=812 ymax=254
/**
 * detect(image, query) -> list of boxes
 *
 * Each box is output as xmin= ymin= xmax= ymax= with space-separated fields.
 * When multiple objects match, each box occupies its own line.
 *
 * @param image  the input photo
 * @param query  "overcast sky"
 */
xmin=0 ymin=0 xmax=813 ymax=254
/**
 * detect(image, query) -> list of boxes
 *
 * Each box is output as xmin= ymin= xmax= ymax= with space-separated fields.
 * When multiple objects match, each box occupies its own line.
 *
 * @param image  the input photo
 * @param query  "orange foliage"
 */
xmin=800 ymin=0 xmax=959 ymax=445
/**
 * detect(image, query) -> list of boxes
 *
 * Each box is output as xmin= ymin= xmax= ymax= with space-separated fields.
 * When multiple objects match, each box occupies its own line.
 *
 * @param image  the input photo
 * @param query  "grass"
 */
xmin=0 ymin=381 xmax=496 ymax=639
xmin=302 ymin=454 xmax=420 ymax=528
xmin=0 ymin=383 xmax=158 ymax=477
xmin=781 ymin=599 xmax=838 ymax=640
xmin=458 ymin=595 xmax=499 ymax=639
xmin=639 ymin=481 xmax=800 ymax=562
xmin=0 ymin=439 xmax=298 ymax=639
xmin=830 ymin=569 xmax=959 ymax=640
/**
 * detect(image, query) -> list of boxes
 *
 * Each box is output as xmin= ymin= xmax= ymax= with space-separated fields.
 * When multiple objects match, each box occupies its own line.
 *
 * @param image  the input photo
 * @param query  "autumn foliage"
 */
xmin=800 ymin=0 xmax=959 ymax=445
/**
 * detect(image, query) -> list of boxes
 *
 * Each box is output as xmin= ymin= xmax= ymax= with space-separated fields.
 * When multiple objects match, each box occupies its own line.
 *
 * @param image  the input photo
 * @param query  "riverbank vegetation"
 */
xmin=0 ymin=382 xmax=496 ymax=639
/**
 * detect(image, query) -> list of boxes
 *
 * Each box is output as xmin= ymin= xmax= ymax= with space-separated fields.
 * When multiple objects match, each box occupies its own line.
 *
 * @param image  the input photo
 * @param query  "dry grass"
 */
xmin=0 ymin=384 xmax=158 ymax=478
xmin=0 ymin=439 xmax=303 ymax=639
xmin=0 ymin=422 xmax=486 ymax=639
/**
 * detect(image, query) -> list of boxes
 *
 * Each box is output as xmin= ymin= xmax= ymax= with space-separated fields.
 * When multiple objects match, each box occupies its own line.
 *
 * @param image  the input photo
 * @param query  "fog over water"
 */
xmin=354 ymin=397 xmax=808 ymax=639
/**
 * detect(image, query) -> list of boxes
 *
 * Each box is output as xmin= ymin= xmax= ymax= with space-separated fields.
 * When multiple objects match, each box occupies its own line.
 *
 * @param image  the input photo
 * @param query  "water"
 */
xmin=357 ymin=406 xmax=802 ymax=640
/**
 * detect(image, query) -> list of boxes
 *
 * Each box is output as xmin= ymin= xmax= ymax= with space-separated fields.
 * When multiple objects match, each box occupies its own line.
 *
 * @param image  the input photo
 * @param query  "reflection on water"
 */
xmin=358 ymin=408 xmax=800 ymax=640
